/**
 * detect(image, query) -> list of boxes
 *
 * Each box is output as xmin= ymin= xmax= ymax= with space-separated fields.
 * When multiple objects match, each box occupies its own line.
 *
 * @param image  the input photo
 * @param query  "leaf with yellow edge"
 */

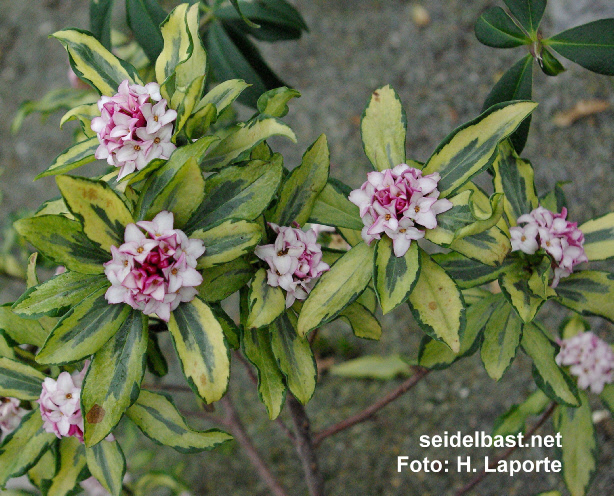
xmin=52 ymin=29 xmax=142 ymax=96
xmin=579 ymin=212 xmax=614 ymax=261
xmin=155 ymin=4 xmax=192 ymax=93
xmin=499 ymin=262 xmax=544 ymax=322
xmin=36 ymin=137 xmax=98 ymax=179
xmin=0 ymin=357 xmax=48 ymax=400
xmin=246 ymin=268 xmax=286 ymax=329
xmin=47 ymin=437 xmax=87 ymax=496
xmin=85 ymin=440 xmax=126 ymax=496
xmin=193 ymin=219 xmax=262 ymax=269
xmin=174 ymin=4 xmax=207 ymax=90
xmin=423 ymin=101 xmax=537 ymax=196
xmin=408 ymin=248 xmax=465 ymax=353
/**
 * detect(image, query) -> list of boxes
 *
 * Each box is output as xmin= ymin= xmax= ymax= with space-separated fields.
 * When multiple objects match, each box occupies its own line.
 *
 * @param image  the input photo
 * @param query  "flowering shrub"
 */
xmin=1 ymin=1 xmax=614 ymax=496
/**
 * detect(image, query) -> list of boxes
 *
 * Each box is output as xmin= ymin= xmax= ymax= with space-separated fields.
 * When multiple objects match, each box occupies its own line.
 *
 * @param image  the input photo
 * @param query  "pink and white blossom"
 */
xmin=104 ymin=211 xmax=205 ymax=322
xmin=510 ymin=206 xmax=587 ymax=287
xmin=91 ymin=80 xmax=177 ymax=180
xmin=38 ymin=362 xmax=90 ymax=443
xmin=0 ymin=397 xmax=27 ymax=440
xmin=556 ymin=332 xmax=614 ymax=394
xmin=348 ymin=164 xmax=453 ymax=257
xmin=255 ymin=224 xmax=330 ymax=307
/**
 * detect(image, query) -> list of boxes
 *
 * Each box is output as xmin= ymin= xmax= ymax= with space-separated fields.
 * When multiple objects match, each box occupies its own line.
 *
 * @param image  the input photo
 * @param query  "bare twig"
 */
xmin=454 ymin=402 xmax=557 ymax=496
xmin=313 ymin=367 xmax=431 ymax=447
xmin=287 ymin=395 xmax=325 ymax=496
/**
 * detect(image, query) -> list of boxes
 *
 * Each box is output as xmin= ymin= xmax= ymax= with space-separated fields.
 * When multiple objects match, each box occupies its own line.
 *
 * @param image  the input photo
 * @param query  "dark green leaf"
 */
xmin=475 ymin=7 xmax=531 ymax=48
xmin=126 ymin=0 xmax=167 ymax=63
xmin=538 ymin=47 xmax=566 ymax=76
xmin=90 ymin=0 xmax=114 ymax=50
xmin=503 ymin=0 xmax=547 ymax=35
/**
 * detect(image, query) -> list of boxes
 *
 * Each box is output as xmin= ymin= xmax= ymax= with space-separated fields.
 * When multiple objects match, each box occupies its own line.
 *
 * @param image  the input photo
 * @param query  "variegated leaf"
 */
xmin=338 ymin=302 xmax=382 ymax=340
xmin=36 ymin=138 xmax=98 ymax=179
xmin=198 ymin=257 xmax=254 ymax=302
xmin=499 ymin=262 xmax=544 ymax=322
xmin=308 ymin=179 xmax=363 ymax=231
xmin=555 ymin=271 xmax=614 ymax=323
xmin=193 ymin=79 xmax=250 ymax=116
xmin=155 ymin=4 xmax=192 ymax=92
xmin=432 ymin=251 xmax=513 ymax=289
xmin=0 ymin=357 xmax=47 ymax=400
xmin=246 ymin=268 xmax=286 ymax=330
xmin=85 ymin=440 xmax=126 ymax=496
xmin=0 ymin=304 xmax=47 ymax=347
xmin=579 ymin=212 xmax=614 ymax=261
xmin=47 ymin=436 xmax=87 ymax=496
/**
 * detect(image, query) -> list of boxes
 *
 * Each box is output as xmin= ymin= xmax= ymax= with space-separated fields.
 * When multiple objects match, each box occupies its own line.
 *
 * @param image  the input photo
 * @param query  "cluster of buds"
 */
xmin=38 ymin=363 xmax=88 ymax=442
xmin=556 ymin=332 xmax=614 ymax=394
xmin=104 ymin=211 xmax=205 ymax=322
xmin=510 ymin=206 xmax=587 ymax=287
xmin=91 ymin=80 xmax=177 ymax=180
xmin=348 ymin=164 xmax=453 ymax=257
xmin=255 ymin=224 xmax=330 ymax=307
xmin=0 ymin=397 xmax=27 ymax=440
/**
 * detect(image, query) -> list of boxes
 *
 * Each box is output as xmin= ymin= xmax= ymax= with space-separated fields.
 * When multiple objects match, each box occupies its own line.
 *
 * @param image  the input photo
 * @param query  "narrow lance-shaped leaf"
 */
xmin=503 ymin=0 xmax=547 ymax=35
xmin=475 ymin=7 xmax=531 ymax=48
xmin=82 ymin=311 xmax=148 ymax=446
xmin=52 ymin=29 xmax=142 ymax=96
xmin=36 ymin=137 xmax=98 ymax=180
xmin=0 ymin=412 xmax=57 ymax=486
xmin=85 ymin=439 xmax=127 ymax=496
xmin=579 ymin=212 xmax=614 ymax=261
xmin=297 ymin=242 xmax=374 ymax=336
xmin=175 ymin=4 xmax=207 ymax=90
xmin=155 ymin=4 xmax=192 ymax=89
xmin=269 ymin=134 xmax=330 ymax=227
xmin=0 ymin=357 xmax=47 ymax=400
xmin=126 ymin=0 xmax=167 ymax=63
xmin=408 ymin=249 xmax=465 ymax=353
xmin=126 ymin=389 xmax=232 ymax=453
xmin=0 ymin=304 xmax=48 ymax=347
xmin=168 ymin=297 xmax=230 ymax=403
xmin=361 ymin=85 xmax=406 ymax=172
xmin=193 ymin=79 xmax=250 ymax=116
xmin=36 ymin=287 xmax=131 ymax=365
xmin=89 ymin=0 xmax=114 ymax=50
xmin=246 ymin=268 xmax=286 ymax=330
xmin=28 ymin=447 xmax=58 ymax=494
xmin=422 ymin=101 xmax=537 ymax=197
xmin=243 ymin=327 xmax=286 ymax=419
xmin=46 ymin=437 xmax=87 ymax=496
xmin=271 ymin=312 xmax=317 ymax=404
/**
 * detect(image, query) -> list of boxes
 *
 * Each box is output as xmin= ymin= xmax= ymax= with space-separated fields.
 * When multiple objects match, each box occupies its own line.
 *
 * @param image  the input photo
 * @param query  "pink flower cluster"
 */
xmin=510 ymin=206 xmax=587 ymax=287
xmin=255 ymin=224 xmax=330 ymax=308
xmin=0 ymin=397 xmax=26 ymax=440
xmin=91 ymin=80 xmax=177 ymax=180
xmin=556 ymin=332 xmax=614 ymax=394
xmin=104 ymin=211 xmax=205 ymax=322
xmin=348 ymin=164 xmax=453 ymax=257
xmin=38 ymin=363 xmax=88 ymax=442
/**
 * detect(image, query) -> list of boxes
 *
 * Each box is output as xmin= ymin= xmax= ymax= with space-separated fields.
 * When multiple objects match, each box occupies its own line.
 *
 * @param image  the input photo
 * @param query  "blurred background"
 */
xmin=1 ymin=1 xmax=613 ymax=494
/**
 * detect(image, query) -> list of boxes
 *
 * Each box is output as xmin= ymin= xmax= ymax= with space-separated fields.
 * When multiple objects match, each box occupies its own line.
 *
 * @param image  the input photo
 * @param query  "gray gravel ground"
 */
xmin=1 ymin=1 xmax=614 ymax=495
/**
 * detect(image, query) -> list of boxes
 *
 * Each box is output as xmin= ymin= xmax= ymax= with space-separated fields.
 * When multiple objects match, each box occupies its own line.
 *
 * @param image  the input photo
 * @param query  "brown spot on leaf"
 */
xmin=200 ymin=374 xmax=208 ymax=387
xmin=428 ymin=301 xmax=437 ymax=311
xmin=86 ymin=404 xmax=105 ymax=424
xmin=373 ymin=90 xmax=380 ymax=101
xmin=83 ymin=188 xmax=99 ymax=201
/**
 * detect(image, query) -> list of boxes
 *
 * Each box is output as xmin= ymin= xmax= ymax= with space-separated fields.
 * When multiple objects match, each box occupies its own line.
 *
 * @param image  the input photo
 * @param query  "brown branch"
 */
xmin=287 ymin=395 xmax=325 ymax=496
xmin=454 ymin=402 xmax=557 ymax=496
xmin=313 ymin=367 xmax=431 ymax=447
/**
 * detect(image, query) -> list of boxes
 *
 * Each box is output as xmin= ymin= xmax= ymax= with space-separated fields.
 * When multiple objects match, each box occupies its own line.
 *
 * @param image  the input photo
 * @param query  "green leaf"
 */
xmin=522 ymin=323 xmax=580 ymax=406
xmin=308 ymin=178 xmax=363 ymax=231
xmin=360 ymin=85 xmax=407 ymax=171
xmin=242 ymin=327 xmax=286 ymax=419
xmin=228 ymin=0 xmax=260 ymax=28
xmin=174 ymin=4 xmax=207 ymax=91
xmin=36 ymin=287 xmax=131 ymax=365
xmin=13 ymin=215 xmax=109 ymax=275
xmin=499 ymin=263 xmax=544 ymax=322
xmin=493 ymin=389 xmax=550 ymax=437
xmin=127 ymin=389 xmax=232 ymax=453
xmin=555 ymin=271 xmax=614 ymax=323
xmin=408 ymin=249 xmax=465 ymax=353
xmin=210 ymin=305 xmax=240 ymax=350
xmin=27 ymin=447 xmax=58 ymax=494
xmin=579 ymin=212 xmax=614 ymax=261
xmin=13 ymin=272 xmax=108 ymax=319
xmin=59 ymin=102 xmax=100 ymax=134
xmin=146 ymin=333 xmax=168 ymax=378
xmin=374 ymin=237 xmax=420 ymax=314
xmin=419 ymin=294 xmax=499 ymax=369
xmin=89 ymin=0 xmax=114 ymax=50
xmin=480 ymin=298 xmax=523 ymax=380
xmin=432 ymin=252 xmax=513 ymax=289
xmin=271 ymin=312 xmax=316 ymax=404
xmin=185 ymin=157 xmax=283 ymax=232
xmin=555 ymin=392 xmax=598 ymax=496
xmin=185 ymin=102 xmax=217 ymax=140
xmin=547 ymin=19 xmax=614 ymax=76
xmin=0 ymin=357 xmax=47 ymax=400
xmin=201 ymin=116 xmax=296 ymax=171
xmin=192 ymin=219 xmax=262 ymax=269
xmin=257 ymin=86 xmax=301 ymax=117
xmin=493 ymin=140 xmax=539 ymax=224
xmin=52 ymin=29 xmax=142 ymax=96
xmin=56 ymin=176 xmax=133 ymax=252
xmin=193 ymin=79 xmax=250 ymax=116
xmin=155 ymin=4 xmax=192 ymax=90
xmin=538 ymin=46 xmax=566 ymax=76
xmin=482 ymin=56 xmax=533 ymax=155
xmin=85 ymin=440 xmax=126 ymax=496
xmin=246 ymin=268 xmax=286 ymax=329
xmin=0 ymin=412 xmax=56 ymax=486
xmin=0 ymin=304 xmax=47 ymax=347
xmin=135 ymin=135 xmax=218 ymax=220
xmin=82 ymin=311 xmax=147 ymax=446
xmin=126 ymin=0 xmax=166 ymax=63
xmin=540 ymin=181 xmax=568 ymax=213
xmin=449 ymin=225 xmax=511 ymax=267
xmin=47 ymin=437 xmax=87 ymax=496
xmin=168 ymin=297 xmax=230 ymax=403
xmin=330 ymin=354 xmax=411 ymax=380
xmin=475 ymin=6 xmax=531 ymax=48
xmin=600 ymin=384 xmax=614 ymax=415
xmin=269 ymin=134 xmax=330 ymax=226
xmin=171 ymin=75 xmax=206 ymax=135
xmin=422 ymin=101 xmax=537 ymax=197
xmin=198 ymin=257 xmax=254 ymax=302
xmin=338 ymin=302 xmax=382 ymax=341
xmin=0 ymin=330 xmax=15 ymax=359
xmin=503 ymin=0 xmax=546 ymax=35
xmin=297 ymin=242 xmax=373 ymax=336
xmin=35 ymin=137 xmax=98 ymax=179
